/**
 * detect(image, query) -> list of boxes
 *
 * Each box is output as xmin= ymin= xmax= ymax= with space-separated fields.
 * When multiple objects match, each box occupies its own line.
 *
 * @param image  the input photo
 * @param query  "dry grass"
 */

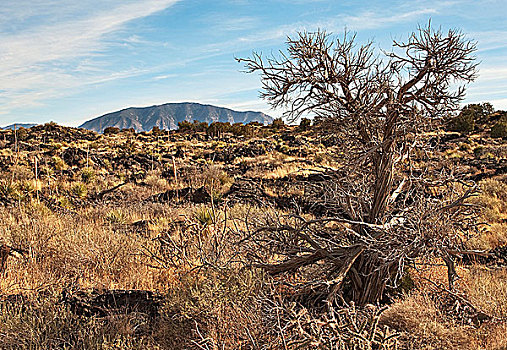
xmin=468 ymin=178 xmax=507 ymax=249
xmin=0 ymin=125 xmax=506 ymax=349
xmin=0 ymin=202 xmax=162 ymax=293
xmin=382 ymin=293 xmax=472 ymax=350
xmin=263 ymin=162 xmax=315 ymax=179
xmin=0 ymin=183 xmax=275 ymax=348
xmin=459 ymin=267 xmax=507 ymax=318
xmin=0 ymin=198 xmax=268 ymax=348
xmin=382 ymin=259 xmax=507 ymax=350
xmin=0 ymin=296 xmax=155 ymax=349
xmin=382 ymin=292 xmax=507 ymax=350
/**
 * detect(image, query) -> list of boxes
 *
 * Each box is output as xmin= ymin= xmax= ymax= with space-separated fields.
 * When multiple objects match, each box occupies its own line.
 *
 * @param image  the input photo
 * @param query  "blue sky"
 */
xmin=0 ymin=0 xmax=506 ymax=127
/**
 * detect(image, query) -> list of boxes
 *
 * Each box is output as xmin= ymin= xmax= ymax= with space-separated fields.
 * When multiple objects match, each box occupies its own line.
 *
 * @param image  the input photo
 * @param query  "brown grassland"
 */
xmin=0 ymin=120 xmax=506 ymax=349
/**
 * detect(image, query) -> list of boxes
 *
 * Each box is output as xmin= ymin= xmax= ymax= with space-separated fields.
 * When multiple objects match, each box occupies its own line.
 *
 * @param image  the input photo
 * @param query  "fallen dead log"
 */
xmin=223 ymin=177 xmax=350 ymax=217
xmin=92 ymin=181 xmax=128 ymax=200
xmin=424 ymin=278 xmax=497 ymax=327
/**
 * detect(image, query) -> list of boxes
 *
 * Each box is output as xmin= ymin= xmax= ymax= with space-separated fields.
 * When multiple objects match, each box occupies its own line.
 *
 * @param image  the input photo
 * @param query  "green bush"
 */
xmin=473 ymin=146 xmax=485 ymax=158
xmin=0 ymin=180 xmax=21 ymax=201
xmin=52 ymin=156 xmax=67 ymax=171
xmin=151 ymin=126 xmax=164 ymax=136
xmin=16 ymin=127 xmax=29 ymax=141
xmin=193 ymin=120 xmax=208 ymax=132
xmin=178 ymin=120 xmax=208 ymax=132
xmin=450 ymin=112 xmax=475 ymax=132
xmin=491 ymin=118 xmax=507 ymax=138
xmin=177 ymin=120 xmax=192 ymax=131
xmin=202 ymin=165 xmax=234 ymax=201
xmin=105 ymin=209 xmax=128 ymax=224
xmin=103 ymin=126 xmax=120 ymax=135
xmin=206 ymin=122 xmax=231 ymax=138
xmin=271 ymin=118 xmax=285 ymax=130
xmin=299 ymin=118 xmax=312 ymax=130
xmin=120 ymin=127 xmax=136 ymax=134
xmin=194 ymin=205 xmax=214 ymax=226
xmin=71 ymin=182 xmax=87 ymax=198
xmin=449 ymin=103 xmax=494 ymax=133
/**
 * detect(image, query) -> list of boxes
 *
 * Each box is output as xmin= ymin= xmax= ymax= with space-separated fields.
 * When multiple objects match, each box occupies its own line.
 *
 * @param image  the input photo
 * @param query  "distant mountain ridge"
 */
xmin=79 ymin=102 xmax=273 ymax=133
xmin=1 ymin=123 xmax=37 ymax=130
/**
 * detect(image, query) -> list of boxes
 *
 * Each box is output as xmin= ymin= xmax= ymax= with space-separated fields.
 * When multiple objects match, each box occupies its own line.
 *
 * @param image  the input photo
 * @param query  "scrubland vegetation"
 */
xmin=0 ymin=112 xmax=505 ymax=349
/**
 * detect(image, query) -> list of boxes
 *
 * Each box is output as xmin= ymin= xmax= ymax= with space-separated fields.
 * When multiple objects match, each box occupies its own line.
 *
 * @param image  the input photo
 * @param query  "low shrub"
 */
xmin=491 ymin=118 xmax=507 ymax=138
xmin=71 ymin=182 xmax=87 ymax=198
xmin=81 ymin=167 xmax=96 ymax=184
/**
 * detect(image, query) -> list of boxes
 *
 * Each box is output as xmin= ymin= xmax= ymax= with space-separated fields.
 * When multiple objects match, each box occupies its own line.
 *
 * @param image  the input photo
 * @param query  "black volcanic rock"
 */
xmin=80 ymin=102 xmax=273 ymax=133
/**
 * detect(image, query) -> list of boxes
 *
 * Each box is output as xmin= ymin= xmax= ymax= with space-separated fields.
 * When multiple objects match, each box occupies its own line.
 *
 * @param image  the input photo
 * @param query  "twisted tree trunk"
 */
xmin=348 ymin=117 xmax=397 ymax=305
xmin=348 ymin=255 xmax=398 ymax=305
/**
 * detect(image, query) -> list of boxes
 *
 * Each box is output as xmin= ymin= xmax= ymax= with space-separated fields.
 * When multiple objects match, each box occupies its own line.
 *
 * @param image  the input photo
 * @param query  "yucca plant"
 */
xmin=105 ymin=209 xmax=128 ymax=225
xmin=194 ymin=205 xmax=214 ymax=226
xmin=71 ymin=182 xmax=87 ymax=198
xmin=81 ymin=167 xmax=96 ymax=184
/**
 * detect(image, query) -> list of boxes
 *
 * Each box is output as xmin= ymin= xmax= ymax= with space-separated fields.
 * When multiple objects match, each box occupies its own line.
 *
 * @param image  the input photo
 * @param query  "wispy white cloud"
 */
xmin=211 ymin=16 xmax=259 ymax=32
xmin=152 ymin=74 xmax=178 ymax=81
xmin=470 ymin=30 xmax=507 ymax=53
xmin=231 ymin=6 xmax=439 ymax=46
xmin=1 ymin=0 xmax=504 ymax=124
xmin=487 ymin=98 xmax=507 ymax=110
xmin=464 ymin=62 xmax=507 ymax=110
xmin=0 ymin=0 xmax=179 ymax=115
xmin=477 ymin=67 xmax=507 ymax=81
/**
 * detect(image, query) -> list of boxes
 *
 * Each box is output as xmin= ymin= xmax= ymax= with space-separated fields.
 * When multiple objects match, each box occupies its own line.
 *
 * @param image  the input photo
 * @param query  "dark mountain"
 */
xmin=79 ymin=102 xmax=273 ymax=133
xmin=1 ymin=123 xmax=37 ymax=130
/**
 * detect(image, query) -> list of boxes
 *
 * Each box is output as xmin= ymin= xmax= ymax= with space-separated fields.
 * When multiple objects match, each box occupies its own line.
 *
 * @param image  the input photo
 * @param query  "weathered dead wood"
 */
xmin=239 ymin=23 xmax=479 ymax=305
xmin=92 ymin=181 xmax=128 ymax=200
xmin=255 ymin=250 xmax=328 ymax=275
xmin=423 ymin=277 xmax=498 ymax=327
xmin=0 ymin=245 xmax=9 ymax=273
xmin=450 ymin=246 xmax=507 ymax=267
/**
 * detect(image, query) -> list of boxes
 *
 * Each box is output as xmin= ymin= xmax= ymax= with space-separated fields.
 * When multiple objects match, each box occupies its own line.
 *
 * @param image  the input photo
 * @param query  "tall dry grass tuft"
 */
xmin=459 ymin=267 xmax=507 ymax=318
xmin=382 ymin=293 xmax=473 ymax=350
xmin=383 ymin=290 xmax=507 ymax=350
xmin=468 ymin=178 xmax=507 ymax=249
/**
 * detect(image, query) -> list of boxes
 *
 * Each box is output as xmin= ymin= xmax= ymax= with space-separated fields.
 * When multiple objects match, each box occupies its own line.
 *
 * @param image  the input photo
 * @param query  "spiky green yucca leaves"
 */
xmin=106 ymin=209 xmax=128 ymax=225
xmin=81 ymin=167 xmax=96 ymax=184
xmin=194 ymin=205 xmax=214 ymax=226
xmin=202 ymin=165 xmax=234 ymax=202
xmin=0 ymin=180 xmax=33 ymax=202
xmin=71 ymin=182 xmax=87 ymax=198
xmin=0 ymin=181 xmax=19 ymax=200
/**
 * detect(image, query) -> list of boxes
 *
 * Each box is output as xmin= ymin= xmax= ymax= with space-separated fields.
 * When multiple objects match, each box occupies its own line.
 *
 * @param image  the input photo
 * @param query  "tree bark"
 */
xmin=348 ymin=254 xmax=396 ymax=305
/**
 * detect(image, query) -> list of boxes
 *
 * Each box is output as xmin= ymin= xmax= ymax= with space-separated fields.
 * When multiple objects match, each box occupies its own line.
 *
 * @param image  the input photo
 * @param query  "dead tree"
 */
xmin=239 ymin=23 xmax=479 ymax=305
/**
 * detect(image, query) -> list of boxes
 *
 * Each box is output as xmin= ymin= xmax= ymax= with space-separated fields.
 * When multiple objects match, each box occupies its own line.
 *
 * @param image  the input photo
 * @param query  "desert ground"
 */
xmin=0 ymin=116 xmax=506 ymax=349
